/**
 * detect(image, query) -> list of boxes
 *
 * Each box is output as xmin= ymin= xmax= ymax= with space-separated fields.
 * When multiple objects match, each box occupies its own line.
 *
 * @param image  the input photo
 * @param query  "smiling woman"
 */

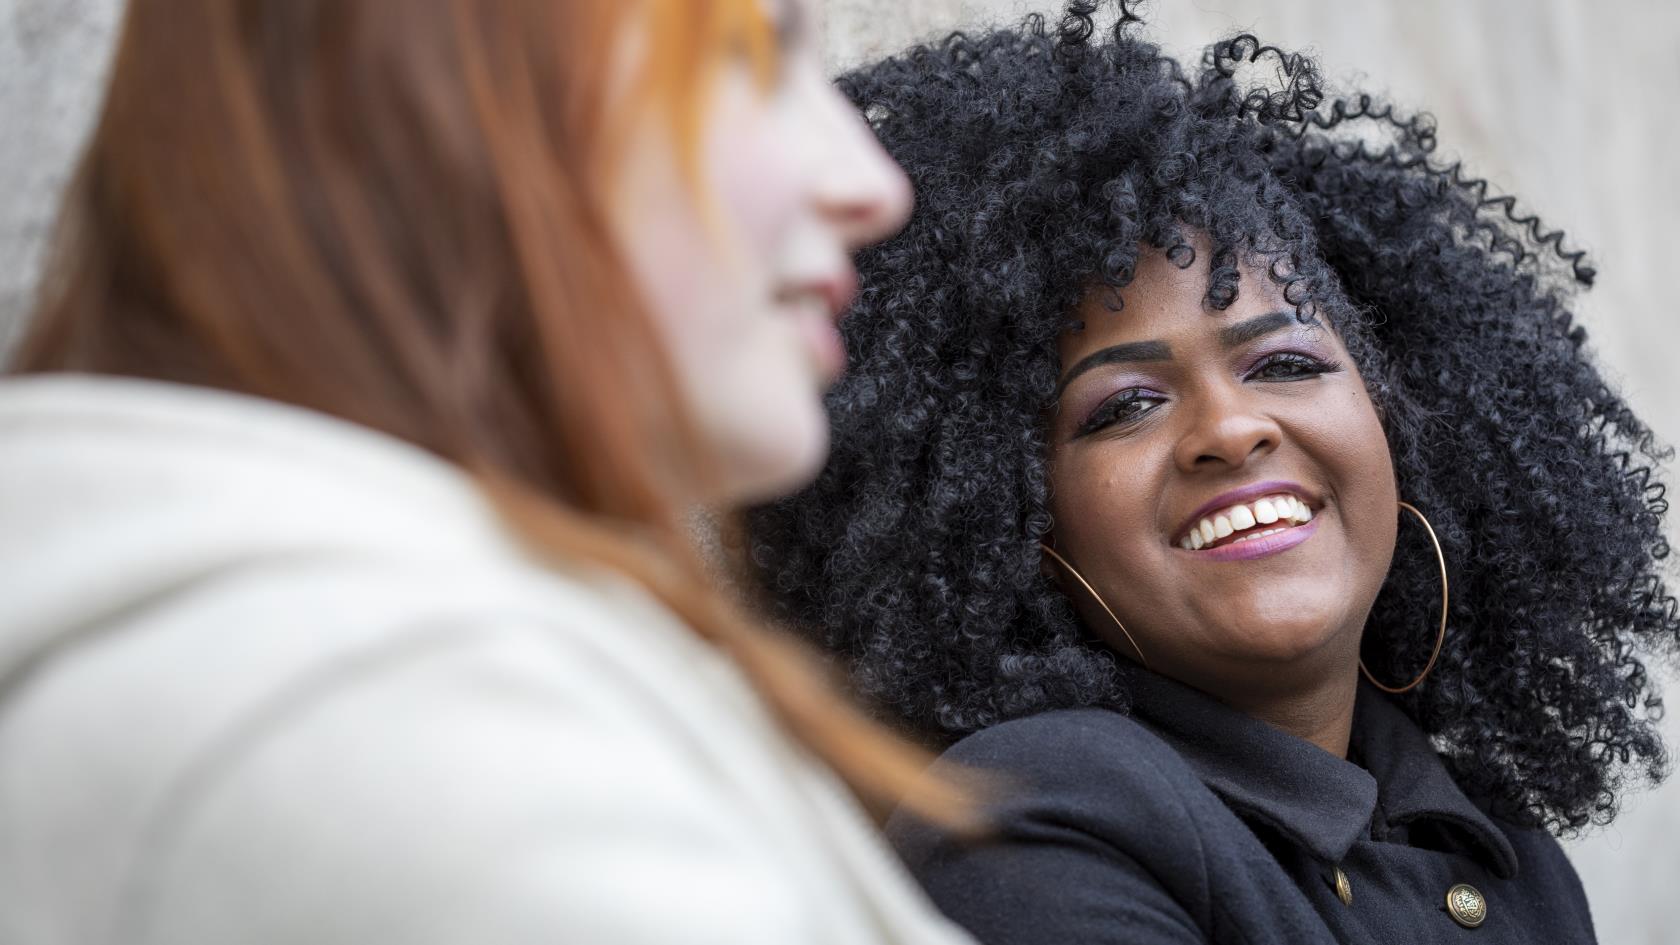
xmin=746 ymin=1 xmax=1677 ymax=942
xmin=1044 ymin=242 xmax=1399 ymax=751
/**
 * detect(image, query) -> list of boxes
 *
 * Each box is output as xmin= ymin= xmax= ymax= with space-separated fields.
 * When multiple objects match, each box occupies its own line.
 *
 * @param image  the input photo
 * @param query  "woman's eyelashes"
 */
xmin=1247 ymin=350 xmax=1343 ymax=382
xmin=1075 ymin=389 xmax=1166 ymax=438
xmin=1070 ymin=351 xmax=1343 ymax=438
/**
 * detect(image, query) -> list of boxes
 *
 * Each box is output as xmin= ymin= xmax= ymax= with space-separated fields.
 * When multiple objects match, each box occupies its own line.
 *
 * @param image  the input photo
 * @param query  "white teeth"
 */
xmin=1182 ymin=492 xmax=1315 ymax=551
xmin=1231 ymin=527 xmax=1286 ymax=544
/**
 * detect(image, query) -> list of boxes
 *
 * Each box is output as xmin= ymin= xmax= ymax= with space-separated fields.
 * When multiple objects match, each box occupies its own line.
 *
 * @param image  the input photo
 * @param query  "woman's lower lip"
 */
xmin=796 ymin=310 xmax=847 ymax=382
xmin=1184 ymin=517 xmax=1319 ymax=561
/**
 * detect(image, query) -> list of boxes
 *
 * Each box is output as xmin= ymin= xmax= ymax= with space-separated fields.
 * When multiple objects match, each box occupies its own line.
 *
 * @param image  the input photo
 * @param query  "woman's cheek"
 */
xmin=703 ymin=82 xmax=802 ymax=254
xmin=1050 ymin=448 xmax=1122 ymax=544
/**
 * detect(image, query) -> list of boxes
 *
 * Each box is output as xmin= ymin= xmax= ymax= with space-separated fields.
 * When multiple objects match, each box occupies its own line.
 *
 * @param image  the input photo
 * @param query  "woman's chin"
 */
xmin=1200 ymin=610 xmax=1355 ymax=671
xmin=714 ymin=408 xmax=832 ymax=506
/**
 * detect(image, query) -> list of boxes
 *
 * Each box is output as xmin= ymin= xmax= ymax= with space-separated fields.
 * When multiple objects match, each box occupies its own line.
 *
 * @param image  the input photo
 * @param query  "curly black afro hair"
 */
xmin=746 ymin=1 xmax=1680 ymax=833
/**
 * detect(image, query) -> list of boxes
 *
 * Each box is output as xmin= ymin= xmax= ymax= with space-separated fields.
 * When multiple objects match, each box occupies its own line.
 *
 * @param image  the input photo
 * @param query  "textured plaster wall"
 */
xmin=0 ymin=0 xmax=122 ymax=353
xmin=2 ymin=1 xmax=1676 ymax=941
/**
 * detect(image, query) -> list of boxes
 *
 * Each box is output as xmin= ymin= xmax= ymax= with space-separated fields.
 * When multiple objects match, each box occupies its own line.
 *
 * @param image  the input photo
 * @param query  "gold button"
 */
xmin=1331 ymin=866 xmax=1353 ymax=906
xmin=1445 ymin=883 xmax=1487 ymax=928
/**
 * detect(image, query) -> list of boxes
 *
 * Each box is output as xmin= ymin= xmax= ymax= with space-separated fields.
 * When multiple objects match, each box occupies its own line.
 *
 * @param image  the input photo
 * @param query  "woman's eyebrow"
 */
xmin=1054 ymin=310 xmax=1310 ymax=395
xmin=773 ymin=0 xmax=808 ymax=48
xmin=1055 ymin=340 xmax=1173 ymax=394
xmin=1218 ymin=310 xmax=1302 ymax=348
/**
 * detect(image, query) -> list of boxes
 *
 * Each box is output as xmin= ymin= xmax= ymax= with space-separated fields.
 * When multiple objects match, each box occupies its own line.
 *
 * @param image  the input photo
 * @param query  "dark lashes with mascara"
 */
xmin=1248 ymin=351 xmax=1343 ymax=381
xmin=1073 ymin=352 xmax=1342 ymax=438
xmin=1075 ymin=389 xmax=1164 ymax=437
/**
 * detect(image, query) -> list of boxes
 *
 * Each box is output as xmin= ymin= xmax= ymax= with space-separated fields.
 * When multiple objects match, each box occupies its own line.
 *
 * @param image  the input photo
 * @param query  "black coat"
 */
xmin=889 ymin=670 xmax=1596 ymax=944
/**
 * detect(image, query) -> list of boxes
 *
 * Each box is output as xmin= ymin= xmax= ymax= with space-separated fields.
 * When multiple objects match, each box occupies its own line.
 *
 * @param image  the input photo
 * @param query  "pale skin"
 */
xmin=608 ymin=0 xmax=913 ymax=507
xmin=1046 ymin=241 xmax=1400 ymax=757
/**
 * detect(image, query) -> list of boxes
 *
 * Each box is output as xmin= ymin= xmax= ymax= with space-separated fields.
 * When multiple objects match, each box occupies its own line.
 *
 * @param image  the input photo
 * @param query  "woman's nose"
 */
xmin=811 ymin=91 xmax=914 ymax=249
xmin=1172 ymin=383 xmax=1282 ymax=473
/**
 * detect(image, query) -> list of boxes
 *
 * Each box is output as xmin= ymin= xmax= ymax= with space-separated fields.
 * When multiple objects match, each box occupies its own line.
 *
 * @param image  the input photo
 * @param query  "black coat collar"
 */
xmin=1121 ymin=667 xmax=1520 ymax=878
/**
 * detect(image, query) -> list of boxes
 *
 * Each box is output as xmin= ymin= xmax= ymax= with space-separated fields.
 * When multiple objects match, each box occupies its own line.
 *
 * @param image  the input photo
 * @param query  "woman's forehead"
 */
xmin=1064 ymin=249 xmax=1294 ymax=347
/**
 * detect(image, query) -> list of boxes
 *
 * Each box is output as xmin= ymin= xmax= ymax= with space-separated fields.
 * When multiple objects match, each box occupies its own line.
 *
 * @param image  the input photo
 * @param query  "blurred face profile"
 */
xmin=609 ymin=0 xmax=913 ymax=504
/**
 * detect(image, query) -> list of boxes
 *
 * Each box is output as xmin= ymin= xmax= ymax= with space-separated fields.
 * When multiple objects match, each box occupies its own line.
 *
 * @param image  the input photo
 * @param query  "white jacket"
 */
xmin=0 ymin=375 xmax=973 ymax=945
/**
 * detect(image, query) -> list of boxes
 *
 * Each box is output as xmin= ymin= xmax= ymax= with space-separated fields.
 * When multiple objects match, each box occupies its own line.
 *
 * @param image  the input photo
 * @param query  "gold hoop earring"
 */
xmin=1040 ymin=543 xmax=1150 ymax=668
xmin=1360 ymin=501 xmax=1448 ymax=694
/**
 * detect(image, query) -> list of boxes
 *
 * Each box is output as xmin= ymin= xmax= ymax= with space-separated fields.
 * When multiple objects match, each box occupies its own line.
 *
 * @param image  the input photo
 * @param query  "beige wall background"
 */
xmin=0 ymin=0 xmax=122 ymax=353
xmin=3 ymin=1 xmax=1676 ymax=940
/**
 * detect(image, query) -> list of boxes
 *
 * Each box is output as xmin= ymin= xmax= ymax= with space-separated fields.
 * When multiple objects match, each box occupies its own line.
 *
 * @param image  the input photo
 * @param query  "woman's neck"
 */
xmin=1224 ymin=665 xmax=1361 ymax=758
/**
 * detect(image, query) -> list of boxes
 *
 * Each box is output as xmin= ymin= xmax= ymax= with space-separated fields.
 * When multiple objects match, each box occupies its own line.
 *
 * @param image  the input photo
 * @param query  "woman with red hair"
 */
xmin=0 ymin=2 xmax=971 ymax=943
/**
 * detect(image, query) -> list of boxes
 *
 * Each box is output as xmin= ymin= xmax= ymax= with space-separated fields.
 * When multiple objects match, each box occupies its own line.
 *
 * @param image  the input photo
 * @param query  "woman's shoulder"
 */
xmin=0 ymin=569 xmax=900 ymax=945
xmin=899 ymin=707 xmax=1241 ymax=869
xmin=887 ymin=709 xmax=1336 ymax=945
xmin=1496 ymin=815 xmax=1594 ymax=914
xmin=942 ymin=706 xmax=1173 ymax=761
xmin=941 ymin=708 xmax=1212 ymax=815
xmin=0 ymin=375 xmax=852 ymax=940
xmin=109 ymin=615 xmax=827 ymax=945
